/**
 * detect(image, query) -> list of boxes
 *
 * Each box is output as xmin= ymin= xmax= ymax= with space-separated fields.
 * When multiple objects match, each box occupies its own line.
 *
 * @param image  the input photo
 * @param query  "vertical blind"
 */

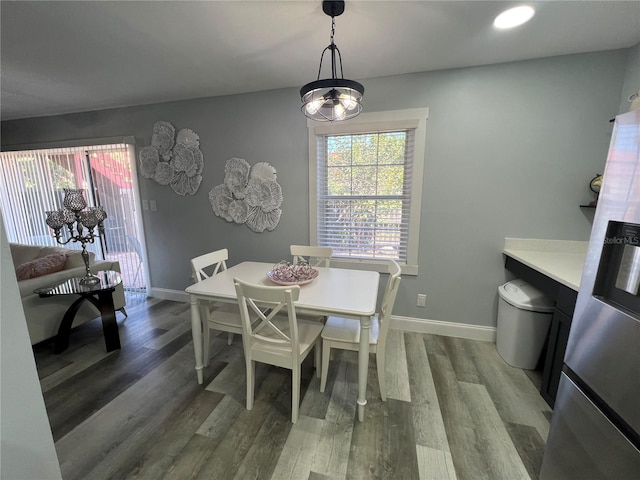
xmin=1 ymin=147 xmax=93 ymax=250
xmin=316 ymin=128 xmax=416 ymax=262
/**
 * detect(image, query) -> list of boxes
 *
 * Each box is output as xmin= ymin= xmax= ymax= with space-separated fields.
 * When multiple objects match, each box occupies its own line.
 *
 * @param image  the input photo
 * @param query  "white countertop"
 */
xmin=503 ymin=238 xmax=588 ymax=292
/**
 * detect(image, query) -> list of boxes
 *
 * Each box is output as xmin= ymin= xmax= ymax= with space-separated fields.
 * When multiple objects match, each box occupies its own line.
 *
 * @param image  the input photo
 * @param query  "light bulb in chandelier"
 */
xmin=333 ymin=102 xmax=346 ymax=121
xmin=305 ymin=97 xmax=325 ymax=115
xmin=339 ymin=92 xmax=358 ymax=111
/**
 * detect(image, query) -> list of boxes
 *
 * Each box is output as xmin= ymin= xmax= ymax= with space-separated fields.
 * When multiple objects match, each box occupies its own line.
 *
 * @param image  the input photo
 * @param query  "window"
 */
xmin=309 ymin=108 xmax=427 ymax=274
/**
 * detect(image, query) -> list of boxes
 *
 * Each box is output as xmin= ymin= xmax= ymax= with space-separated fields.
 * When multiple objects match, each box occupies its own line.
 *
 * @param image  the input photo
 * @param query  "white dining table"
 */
xmin=185 ymin=261 xmax=380 ymax=421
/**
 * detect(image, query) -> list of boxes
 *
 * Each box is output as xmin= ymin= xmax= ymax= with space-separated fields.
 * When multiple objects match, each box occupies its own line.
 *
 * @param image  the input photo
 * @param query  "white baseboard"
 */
xmin=147 ymin=288 xmax=496 ymax=343
xmin=149 ymin=287 xmax=189 ymax=303
xmin=390 ymin=315 xmax=496 ymax=342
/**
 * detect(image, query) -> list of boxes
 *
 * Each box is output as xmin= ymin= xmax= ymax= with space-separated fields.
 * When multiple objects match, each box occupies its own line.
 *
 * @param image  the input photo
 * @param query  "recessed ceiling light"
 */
xmin=493 ymin=5 xmax=535 ymax=29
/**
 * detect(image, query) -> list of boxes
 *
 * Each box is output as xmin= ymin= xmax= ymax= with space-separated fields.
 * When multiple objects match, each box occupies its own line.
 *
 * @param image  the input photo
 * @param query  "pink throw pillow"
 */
xmin=15 ymin=253 xmax=68 ymax=281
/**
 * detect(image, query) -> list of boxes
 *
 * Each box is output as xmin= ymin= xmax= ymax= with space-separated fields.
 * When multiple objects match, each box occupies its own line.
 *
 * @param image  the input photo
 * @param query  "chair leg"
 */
xmin=292 ymin=365 xmax=300 ymax=423
xmin=376 ymin=350 xmax=387 ymax=402
xmin=227 ymin=332 xmax=234 ymax=346
xmin=203 ymin=324 xmax=211 ymax=367
xmin=118 ymin=307 xmax=128 ymax=321
xmin=246 ymin=359 xmax=255 ymax=411
xmin=314 ymin=339 xmax=321 ymax=379
xmin=320 ymin=340 xmax=331 ymax=393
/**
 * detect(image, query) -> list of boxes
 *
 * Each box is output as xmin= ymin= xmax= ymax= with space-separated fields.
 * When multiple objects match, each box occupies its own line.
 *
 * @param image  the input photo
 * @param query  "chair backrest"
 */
xmin=234 ymin=278 xmax=302 ymax=365
xmin=377 ymin=260 xmax=402 ymax=348
xmin=190 ymin=249 xmax=229 ymax=282
xmin=290 ymin=245 xmax=333 ymax=267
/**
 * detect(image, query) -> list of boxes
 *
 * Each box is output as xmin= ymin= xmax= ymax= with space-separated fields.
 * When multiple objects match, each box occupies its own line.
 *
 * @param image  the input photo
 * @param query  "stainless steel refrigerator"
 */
xmin=540 ymin=109 xmax=640 ymax=478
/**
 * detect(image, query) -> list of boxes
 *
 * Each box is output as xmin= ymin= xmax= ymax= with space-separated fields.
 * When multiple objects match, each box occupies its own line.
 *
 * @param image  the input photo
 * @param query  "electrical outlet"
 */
xmin=142 ymin=199 xmax=149 ymax=211
xmin=417 ymin=294 xmax=426 ymax=307
xmin=150 ymin=200 xmax=157 ymax=211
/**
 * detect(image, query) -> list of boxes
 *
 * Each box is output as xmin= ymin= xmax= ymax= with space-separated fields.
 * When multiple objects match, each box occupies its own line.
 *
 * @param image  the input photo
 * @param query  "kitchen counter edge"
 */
xmin=503 ymin=238 xmax=588 ymax=292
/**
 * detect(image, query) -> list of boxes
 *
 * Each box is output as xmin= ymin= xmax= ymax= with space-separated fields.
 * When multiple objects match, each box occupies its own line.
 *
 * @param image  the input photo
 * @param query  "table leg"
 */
xmin=54 ymin=291 xmax=120 ymax=353
xmin=357 ymin=315 xmax=371 ymax=421
xmin=54 ymin=296 xmax=88 ymax=354
xmin=190 ymin=296 xmax=204 ymax=384
xmin=97 ymin=290 xmax=120 ymax=352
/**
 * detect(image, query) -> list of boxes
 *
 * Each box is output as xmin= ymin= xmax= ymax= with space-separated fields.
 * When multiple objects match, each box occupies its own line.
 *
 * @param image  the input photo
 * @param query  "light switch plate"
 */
xmin=417 ymin=294 xmax=426 ymax=307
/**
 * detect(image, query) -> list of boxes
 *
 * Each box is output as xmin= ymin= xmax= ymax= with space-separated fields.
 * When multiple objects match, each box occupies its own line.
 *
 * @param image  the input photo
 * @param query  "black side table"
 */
xmin=35 ymin=270 xmax=123 ymax=353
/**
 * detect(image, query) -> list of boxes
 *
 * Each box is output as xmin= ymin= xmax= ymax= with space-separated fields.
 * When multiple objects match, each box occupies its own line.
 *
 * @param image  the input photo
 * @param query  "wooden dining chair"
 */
xmin=290 ymin=245 xmax=333 ymax=267
xmin=320 ymin=260 xmax=402 ymax=401
xmin=190 ymin=249 xmax=258 ymax=367
xmin=234 ymin=278 xmax=323 ymax=423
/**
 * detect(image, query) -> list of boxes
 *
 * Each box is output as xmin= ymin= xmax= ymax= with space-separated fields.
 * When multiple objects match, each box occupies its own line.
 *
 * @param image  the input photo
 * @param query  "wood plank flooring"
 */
xmin=33 ymin=298 xmax=551 ymax=480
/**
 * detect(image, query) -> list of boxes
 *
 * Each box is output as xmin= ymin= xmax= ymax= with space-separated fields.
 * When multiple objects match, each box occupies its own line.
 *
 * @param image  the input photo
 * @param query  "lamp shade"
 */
xmin=63 ymin=188 xmax=87 ymax=211
xmin=45 ymin=211 xmax=64 ymax=230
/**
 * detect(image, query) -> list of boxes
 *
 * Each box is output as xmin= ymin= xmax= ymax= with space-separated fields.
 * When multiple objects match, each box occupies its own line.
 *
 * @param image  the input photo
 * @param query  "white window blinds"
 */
xmin=316 ymin=128 xmax=416 ymax=262
xmin=0 ymin=144 xmax=133 ymax=253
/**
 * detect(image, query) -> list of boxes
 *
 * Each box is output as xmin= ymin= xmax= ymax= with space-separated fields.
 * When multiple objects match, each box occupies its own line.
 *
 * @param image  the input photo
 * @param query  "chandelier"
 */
xmin=300 ymin=0 xmax=364 ymax=122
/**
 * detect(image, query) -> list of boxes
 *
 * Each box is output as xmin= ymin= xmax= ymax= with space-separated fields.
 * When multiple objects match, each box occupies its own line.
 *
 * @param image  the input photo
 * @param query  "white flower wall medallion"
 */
xmin=138 ymin=121 xmax=204 ymax=195
xmin=209 ymin=159 xmax=282 ymax=233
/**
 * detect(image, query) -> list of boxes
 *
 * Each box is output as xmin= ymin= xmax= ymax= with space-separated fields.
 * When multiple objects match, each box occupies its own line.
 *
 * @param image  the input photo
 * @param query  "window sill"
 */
xmin=330 ymin=258 xmax=418 ymax=276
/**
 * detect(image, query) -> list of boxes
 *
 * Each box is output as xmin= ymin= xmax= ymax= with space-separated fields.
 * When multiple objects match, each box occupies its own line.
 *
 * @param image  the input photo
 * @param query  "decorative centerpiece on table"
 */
xmin=267 ymin=260 xmax=319 ymax=285
xmin=45 ymin=188 xmax=107 ymax=285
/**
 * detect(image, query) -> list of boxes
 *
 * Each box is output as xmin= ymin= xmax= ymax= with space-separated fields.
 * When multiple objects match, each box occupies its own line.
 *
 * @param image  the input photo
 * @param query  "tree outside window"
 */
xmin=319 ymin=131 xmax=411 ymax=261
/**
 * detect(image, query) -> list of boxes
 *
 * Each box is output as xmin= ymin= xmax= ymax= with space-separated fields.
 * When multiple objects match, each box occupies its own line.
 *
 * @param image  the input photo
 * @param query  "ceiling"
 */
xmin=1 ymin=1 xmax=639 ymax=121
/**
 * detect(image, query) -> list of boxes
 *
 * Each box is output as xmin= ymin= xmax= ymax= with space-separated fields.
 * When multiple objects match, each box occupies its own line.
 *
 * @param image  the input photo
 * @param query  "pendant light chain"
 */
xmin=331 ymin=16 xmax=335 ymax=45
xmin=331 ymin=17 xmax=344 ymax=78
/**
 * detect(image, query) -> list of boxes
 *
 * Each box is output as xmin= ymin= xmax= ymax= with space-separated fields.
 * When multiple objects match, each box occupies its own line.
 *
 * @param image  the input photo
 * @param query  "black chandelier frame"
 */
xmin=300 ymin=0 xmax=364 ymax=122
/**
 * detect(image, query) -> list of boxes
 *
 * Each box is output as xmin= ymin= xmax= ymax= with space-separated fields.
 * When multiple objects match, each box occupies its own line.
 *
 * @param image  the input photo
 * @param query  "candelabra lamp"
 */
xmin=45 ymin=188 xmax=108 ymax=285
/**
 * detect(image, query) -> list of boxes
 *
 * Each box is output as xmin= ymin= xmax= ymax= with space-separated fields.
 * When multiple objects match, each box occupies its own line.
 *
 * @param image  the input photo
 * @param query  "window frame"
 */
xmin=308 ymin=108 xmax=428 ymax=275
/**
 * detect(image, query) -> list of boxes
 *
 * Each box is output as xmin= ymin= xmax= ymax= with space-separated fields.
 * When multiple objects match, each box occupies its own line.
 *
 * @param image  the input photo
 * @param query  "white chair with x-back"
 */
xmin=190 ymin=249 xmax=258 ymax=366
xmin=320 ymin=259 xmax=402 ymax=401
xmin=290 ymin=245 xmax=333 ymax=267
xmin=289 ymin=245 xmax=333 ymax=323
xmin=234 ymin=278 xmax=323 ymax=423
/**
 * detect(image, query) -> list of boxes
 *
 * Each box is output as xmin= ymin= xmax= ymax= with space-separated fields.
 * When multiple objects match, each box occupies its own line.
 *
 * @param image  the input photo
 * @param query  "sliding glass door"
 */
xmin=0 ymin=141 xmax=148 ymax=299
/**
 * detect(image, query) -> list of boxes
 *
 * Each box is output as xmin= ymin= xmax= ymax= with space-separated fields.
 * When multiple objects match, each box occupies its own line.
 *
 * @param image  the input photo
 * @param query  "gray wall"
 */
xmin=2 ymin=48 xmax=633 ymax=327
xmin=619 ymin=42 xmax=640 ymax=113
xmin=0 ymin=212 xmax=62 ymax=479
